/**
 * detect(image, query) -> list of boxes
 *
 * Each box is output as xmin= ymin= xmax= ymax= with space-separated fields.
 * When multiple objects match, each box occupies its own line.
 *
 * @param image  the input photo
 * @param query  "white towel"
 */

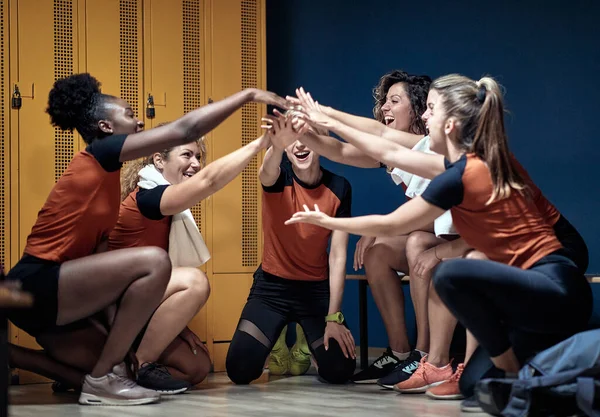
xmin=138 ymin=165 xmax=211 ymax=267
xmin=388 ymin=136 xmax=457 ymax=237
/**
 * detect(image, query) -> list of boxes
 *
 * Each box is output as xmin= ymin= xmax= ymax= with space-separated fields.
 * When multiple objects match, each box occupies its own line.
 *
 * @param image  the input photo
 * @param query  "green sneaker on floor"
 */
xmin=268 ymin=325 xmax=289 ymax=375
xmin=289 ymin=324 xmax=311 ymax=376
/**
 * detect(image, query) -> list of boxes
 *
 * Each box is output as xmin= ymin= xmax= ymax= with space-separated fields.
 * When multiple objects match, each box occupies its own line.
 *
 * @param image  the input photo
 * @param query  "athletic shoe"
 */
xmin=376 ymin=350 xmax=423 ymax=389
xmin=79 ymin=363 xmax=160 ymax=405
xmin=393 ymin=356 xmax=453 ymax=393
xmin=350 ymin=347 xmax=401 ymax=384
xmin=460 ymin=395 xmax=483 ymax=412
xmin=268 ymin=325 xmax=289 ymax=375
xmin=137 ymin=363 xmax=191 ymax=395
xmin=425 ymin=363 xmax=465 ymax=400
xmin=289 ymin=324 xmax=311 ymax=376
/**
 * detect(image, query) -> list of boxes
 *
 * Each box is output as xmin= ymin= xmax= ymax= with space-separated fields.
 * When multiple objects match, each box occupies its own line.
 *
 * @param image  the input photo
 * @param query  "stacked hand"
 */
xmin=261 ymin=109 xmax=306 ymax=149
xmin=287 ymin=87 xmax=336 ymax=130
xmin=248 ymin=88 xmax=289 ymax=109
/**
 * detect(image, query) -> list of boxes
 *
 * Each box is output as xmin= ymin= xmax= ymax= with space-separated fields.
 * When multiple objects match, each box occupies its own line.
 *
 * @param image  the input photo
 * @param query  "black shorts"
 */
xmin=6 ymin=254 xmax=61 ymax=337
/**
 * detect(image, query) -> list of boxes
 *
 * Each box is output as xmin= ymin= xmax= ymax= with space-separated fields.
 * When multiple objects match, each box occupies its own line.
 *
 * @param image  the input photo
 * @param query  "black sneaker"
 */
xmin=460 ymin=394 xmax=483 ymax=413
xmin=350 ymin=347 xmax=401 ymax=384
xmin=137 ymin=363 xmax=191 ymax=395
xmin=376 ymin=350 xmax=423 ymax=389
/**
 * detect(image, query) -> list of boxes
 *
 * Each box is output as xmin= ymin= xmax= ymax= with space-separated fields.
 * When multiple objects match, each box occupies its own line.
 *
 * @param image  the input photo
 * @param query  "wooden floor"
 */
xmin=8 ymin=370 xmax=482 ymax=417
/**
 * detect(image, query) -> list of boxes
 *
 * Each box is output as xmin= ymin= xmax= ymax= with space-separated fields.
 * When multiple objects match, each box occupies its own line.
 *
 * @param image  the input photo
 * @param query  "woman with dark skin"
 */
xmin=6 ymin=73 xmax=286 ymax=405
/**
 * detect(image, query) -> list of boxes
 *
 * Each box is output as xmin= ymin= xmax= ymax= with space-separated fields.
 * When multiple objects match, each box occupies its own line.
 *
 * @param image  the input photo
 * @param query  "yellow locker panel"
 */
xmin=0 ymin=0 xmax=9 ymax=272
xmin=210 ymin=273 xmax=252 ymax=370
xmin=9 ymin=0 xmax=80 ymax=383
xmin=142 ymin=0 xmax=208 ymax=342
xmin=82 ymin=0 xmax=143 ymax=119
xmin=209 ymin=0 xmax=265 ymax=274
xmin=143 ymin=0 xmax=183 ymax=127
xmin=11 ymin=0 xmax=79 ymax=256
xmin=212 ymin=273 xmax=252 ymax=342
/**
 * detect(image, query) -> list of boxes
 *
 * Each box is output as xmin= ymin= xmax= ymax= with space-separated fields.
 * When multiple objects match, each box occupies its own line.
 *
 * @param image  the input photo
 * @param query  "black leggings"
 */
xmin=553 ymin=214 xmax=588 ymax=274
xmin=434 ymin=250 xmax=592 ymax=361
xmin=453 ymin=215 xmax=590 ymax=397
xmin=226 ymin=267 xmax=356 ymax=384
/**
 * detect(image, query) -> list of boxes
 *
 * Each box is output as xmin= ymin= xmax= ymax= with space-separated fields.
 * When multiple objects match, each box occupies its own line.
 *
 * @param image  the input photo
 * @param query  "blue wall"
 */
xmin=266 ymin=0 xmax=600 ymax=348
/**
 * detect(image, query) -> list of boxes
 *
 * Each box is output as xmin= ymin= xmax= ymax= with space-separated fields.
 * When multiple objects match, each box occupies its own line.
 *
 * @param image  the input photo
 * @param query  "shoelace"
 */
xmin=143 ymin=363 xmax=172 ymax=380
xmin=373 ymin=351 xmax=395 ymax=367
xmin=113 ymin=374 xmax=138 ymax=388
xmin=448 ymin=364 xmax=464 ymax=383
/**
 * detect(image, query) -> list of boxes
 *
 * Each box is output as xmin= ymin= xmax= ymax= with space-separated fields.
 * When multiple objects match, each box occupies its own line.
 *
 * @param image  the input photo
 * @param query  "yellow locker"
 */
xmin=0 ymin=0 xmax=9 ymax=273
xmin=2 ymin=0 xmax=267 ymax=380
xmin=208 ymin=0 xmax=265 ymax=275
xmin=81 ymin=0 xmax=144 ymax=120
xmin=207 ymin=0 xmax=266 ymax=371
xmin=142 ymin=0 xmax=208 ymax=343
xmin=9 ymin=0 xmax=81 ymax=383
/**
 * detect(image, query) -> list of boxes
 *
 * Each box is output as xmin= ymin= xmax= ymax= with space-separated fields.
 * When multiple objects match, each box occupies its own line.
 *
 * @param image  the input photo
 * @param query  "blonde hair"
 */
xmin=431 ymin=74 xmax=525 ymax=204
xmin=120 ymin=123 xmax=207 ymax=200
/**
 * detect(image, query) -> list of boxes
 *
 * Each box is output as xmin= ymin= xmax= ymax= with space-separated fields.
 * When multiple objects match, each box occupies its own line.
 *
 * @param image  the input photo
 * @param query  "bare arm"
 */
xmin=328 ymin=230 xmax=349 ymax=314
xmin=323 ymin=106 xmax=423 ymax=148
xmin=329 ymin=119 xmax=445 ymax=179
xmin=299 ymin=131 xmax=379 ymax=168
xmin=292 ymin=88 xmax=423 ymax=148
xmin=120 ymin=88 xmax=286 ymax=162
xmin=286 ymin=197 xmax=445 ymax=237
xmin=259 ymin=146 xmax=285 ymax=187
xmin=159 ymin=134 xmax=270 ymax=215
xmin=435 ymin=237 xmax=472 ymax=260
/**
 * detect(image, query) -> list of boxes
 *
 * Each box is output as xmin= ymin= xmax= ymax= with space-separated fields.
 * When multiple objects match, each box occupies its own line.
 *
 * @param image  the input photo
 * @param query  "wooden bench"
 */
xmin=347 ymin=273 xmax=600 ymax=370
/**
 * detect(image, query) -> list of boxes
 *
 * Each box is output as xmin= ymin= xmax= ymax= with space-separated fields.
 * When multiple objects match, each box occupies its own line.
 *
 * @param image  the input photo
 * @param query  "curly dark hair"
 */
xmin=372 ymin=70 xmax=431 ymax=135
xmin=46 ymin=73 xmax=117 ymax=144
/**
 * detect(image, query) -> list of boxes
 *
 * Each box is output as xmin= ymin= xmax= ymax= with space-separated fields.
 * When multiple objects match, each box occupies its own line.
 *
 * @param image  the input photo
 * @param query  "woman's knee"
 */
xmin=405 ymin=231 xmax=438 ymax=263
xmin=225 ymin=331 xmax=268 ymax=385
xmin=314 ymin=341 xmax=356 ymax=384
xmin=180 ymin=351 xmax=211 ymax=385
xmin=432 ymin=258 xmax=468 ymax=296
xmin=173 ymin=268 xmax=211 ymax=305
xmin=363 ymin=240 xmax=403 ymax=278
xmin=130 ymin=247 xmax=172 ymax=293
xmin=464 ymin=250 xmax=488 ymax=260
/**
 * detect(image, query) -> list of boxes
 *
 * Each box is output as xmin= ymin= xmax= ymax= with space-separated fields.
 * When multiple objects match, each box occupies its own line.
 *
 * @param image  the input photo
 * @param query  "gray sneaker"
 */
xmin=79 ymin=363 xmax=160 ymax=406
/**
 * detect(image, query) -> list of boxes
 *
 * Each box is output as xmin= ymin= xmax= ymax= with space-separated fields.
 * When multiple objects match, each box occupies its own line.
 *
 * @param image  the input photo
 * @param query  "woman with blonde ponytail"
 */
xmin=107 ymin=129 xmax=271 ymax=394
xmin=287 ymin=75 xmax=592 ymax=403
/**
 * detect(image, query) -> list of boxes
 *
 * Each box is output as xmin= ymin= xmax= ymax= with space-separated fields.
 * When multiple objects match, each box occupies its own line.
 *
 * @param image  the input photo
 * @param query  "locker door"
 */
xmin=142 ymin=0 xmax=208 ymax=343
xmin=207 ymin=0 xmax=266 ymax=371
xmin=9 ymin=0 xmax=80 ymax=383
xmin=82 ymin=0 xmax=144 ymax=124
xmin=0 ymin=0 xmax=9 ymax=275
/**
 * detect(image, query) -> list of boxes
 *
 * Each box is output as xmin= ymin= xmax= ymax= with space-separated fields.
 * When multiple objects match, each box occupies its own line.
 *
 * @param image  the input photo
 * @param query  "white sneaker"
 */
xmin=79 ymin=363 xmax=160 ymax=406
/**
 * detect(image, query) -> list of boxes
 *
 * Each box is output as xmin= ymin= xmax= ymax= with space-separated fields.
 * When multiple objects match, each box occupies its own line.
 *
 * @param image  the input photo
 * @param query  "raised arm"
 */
xmin=158 ymin=134 xmax=271 ymax=215
xmin=291 ymin=88 xmax=423 ymax=148
xmin=295 ymin=91 xmax=445 ymax=179
xmin=299 ymin=131 xmax=379 ymax=168
xmin=328 ymin=120 xmax=445 ymax=179
xmin=120 ymin=88 xmax=287 ymax=162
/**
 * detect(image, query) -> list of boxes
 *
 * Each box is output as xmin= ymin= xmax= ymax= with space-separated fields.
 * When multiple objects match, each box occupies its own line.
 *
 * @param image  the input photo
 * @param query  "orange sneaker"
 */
xmin=426 ymin=363 xmax=465 ymax=400
xmin=393 ymin=356 xmax=453 ymax=393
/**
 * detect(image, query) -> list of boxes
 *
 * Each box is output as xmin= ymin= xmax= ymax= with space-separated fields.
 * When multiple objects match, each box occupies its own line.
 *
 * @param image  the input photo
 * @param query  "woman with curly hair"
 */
xmin=5 ymin=72 xmax=285 ymax=405
xmin=109 ymin=125 xmax=271 ymax=393
xmin=288 ymin=71 xmax=468 ymax=388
